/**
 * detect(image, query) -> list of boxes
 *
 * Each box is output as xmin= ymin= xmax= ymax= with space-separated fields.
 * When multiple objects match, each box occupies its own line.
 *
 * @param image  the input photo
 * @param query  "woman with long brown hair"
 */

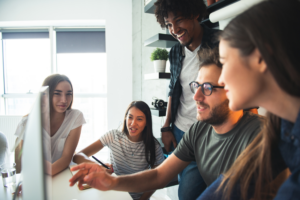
xmin=197 ymin=0 xmax=300 ymax=199
xmin=72 ymin=101 xmax=164 ymax=200
xmin=15 ymin=74 xmax=86 ymax=176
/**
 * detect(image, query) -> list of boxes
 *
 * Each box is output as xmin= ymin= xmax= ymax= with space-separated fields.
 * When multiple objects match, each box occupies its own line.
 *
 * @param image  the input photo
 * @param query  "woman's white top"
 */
xmin=100 ymin=129 xmax=165 ymax=200
xmin=15 ymin=109 xmax=86 ymax=163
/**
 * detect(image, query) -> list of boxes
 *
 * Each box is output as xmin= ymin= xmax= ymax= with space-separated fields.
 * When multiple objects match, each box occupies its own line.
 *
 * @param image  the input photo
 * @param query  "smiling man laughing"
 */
xmin=154 ymin=0 xmax=219 ymax=199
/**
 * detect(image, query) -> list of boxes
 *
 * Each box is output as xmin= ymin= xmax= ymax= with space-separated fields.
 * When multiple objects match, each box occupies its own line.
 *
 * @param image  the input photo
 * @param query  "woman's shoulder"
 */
xmin=65 ymin=109 xmax=85 ymax=120
xmin=101 ymin=129 xmax=125 ymax=144
xmin=14 ymin=116 xmax=29 ymax=137
xmin=154 ymin=138 xmax=162 ymax=147
xmin=66 ymin=109 xmax=83 ymax=115
xmin=107 ymin=129 xmax=124 ymax=137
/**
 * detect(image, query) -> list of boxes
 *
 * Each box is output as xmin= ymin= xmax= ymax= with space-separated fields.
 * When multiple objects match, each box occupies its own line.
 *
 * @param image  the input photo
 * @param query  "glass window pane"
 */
xmin=72 ymin=97 xmax=109 ymax=160
xmin=3 ymin=39 xmax=51 ymax=93
xmin=5 ymin=98 xmax=35 ymax=115
xmin=57 ymin=53 xmax=107 ymax=94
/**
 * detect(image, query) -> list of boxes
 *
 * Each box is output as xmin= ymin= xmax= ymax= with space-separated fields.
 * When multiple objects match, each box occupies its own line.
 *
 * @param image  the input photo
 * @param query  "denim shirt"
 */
xmin=274 ymin=110 xmax=300 ymax=200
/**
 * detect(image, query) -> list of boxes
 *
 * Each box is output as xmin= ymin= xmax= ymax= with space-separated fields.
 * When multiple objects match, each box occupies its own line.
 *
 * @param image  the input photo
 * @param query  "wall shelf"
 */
xmin=150 ymin=108 xmax=166 ymax=117
xmin=144 ymin=33 xmax=178 ymax=48
xmin=144 ymin=0 xmax=156 ymax=14
xmin=144 ymin=72 xmax=170 ymax=80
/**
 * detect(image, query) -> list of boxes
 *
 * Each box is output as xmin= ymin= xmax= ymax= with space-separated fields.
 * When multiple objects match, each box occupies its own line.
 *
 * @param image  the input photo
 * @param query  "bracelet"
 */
xmin=161 ymin=127 xmax=172 ymax=132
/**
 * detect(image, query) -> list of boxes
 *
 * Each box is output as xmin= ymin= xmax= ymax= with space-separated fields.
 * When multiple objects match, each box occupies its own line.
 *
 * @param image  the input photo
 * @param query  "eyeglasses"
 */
xmin=189 ymin=81 xmax=224 ymax=96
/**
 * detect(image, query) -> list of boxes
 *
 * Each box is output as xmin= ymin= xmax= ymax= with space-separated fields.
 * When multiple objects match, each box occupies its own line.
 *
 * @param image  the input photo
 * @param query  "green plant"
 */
xmin=150 ymin=48 xmax=168 ymax=61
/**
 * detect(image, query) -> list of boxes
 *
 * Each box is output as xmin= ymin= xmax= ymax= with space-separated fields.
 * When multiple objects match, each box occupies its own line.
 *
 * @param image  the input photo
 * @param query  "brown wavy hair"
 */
xmin=122 ymin=101 xmax=158 ymax=168
xmin=42 ymin=74 xmax=73 ymax=115
xmin=218 ymin=0 xmax=300 ymax=199
xmin=154 ymin=0 xmax=207 ymax=28
xmin=198 ymin=47 xmax=222 ymax=69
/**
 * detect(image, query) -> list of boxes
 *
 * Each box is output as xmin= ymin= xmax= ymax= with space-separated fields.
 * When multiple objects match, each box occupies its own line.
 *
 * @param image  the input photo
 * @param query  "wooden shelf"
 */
xmin=150 ymin=108 xmax=166 ymax=117
xmin=144 ymin=72 xmax=170 ymax=80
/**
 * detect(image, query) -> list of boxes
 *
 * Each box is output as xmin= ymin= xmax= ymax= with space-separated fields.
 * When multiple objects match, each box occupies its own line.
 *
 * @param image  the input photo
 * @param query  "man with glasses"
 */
xmin=69 ymin=48 xmax=263 ymax=199
xmin=154 ymin=1 xmax=258 ymax=198
xmin=154 ymin=1 xmax=220 ymax=199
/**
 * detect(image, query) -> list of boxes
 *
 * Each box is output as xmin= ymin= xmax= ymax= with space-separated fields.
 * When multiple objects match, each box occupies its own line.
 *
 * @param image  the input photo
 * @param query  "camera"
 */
xmin=152 ymin=99 xmax=167 ymax=109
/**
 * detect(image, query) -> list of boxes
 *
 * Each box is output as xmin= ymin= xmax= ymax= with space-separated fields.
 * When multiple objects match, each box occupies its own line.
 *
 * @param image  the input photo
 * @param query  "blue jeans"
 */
xmin=173 ymin=124 xmax=207 ymax=200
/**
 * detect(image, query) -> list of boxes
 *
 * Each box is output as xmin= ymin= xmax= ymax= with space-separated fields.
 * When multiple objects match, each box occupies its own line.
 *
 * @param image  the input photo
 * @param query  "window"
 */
xmin=55 ymin=30 xmax=108 ymax=155
xmin=2 ymin=32 xmax=50 ymax=114
xmin=0 ymin=28 xmax=109 ymax=159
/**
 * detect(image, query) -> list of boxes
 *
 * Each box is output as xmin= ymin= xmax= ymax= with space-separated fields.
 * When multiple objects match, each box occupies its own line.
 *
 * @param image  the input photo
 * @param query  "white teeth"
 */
xmin=177 ymin=32 xmax=185 ymax=38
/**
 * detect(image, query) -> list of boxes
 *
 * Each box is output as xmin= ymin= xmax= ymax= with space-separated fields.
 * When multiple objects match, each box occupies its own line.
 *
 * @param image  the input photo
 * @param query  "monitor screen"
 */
xmin=22 ymin=86 xmax=52 ymax=200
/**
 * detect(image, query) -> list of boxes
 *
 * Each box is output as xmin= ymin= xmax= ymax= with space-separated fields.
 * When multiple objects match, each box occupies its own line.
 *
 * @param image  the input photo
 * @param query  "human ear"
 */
xmin=252 ymin=48 xmax=267 ymax=74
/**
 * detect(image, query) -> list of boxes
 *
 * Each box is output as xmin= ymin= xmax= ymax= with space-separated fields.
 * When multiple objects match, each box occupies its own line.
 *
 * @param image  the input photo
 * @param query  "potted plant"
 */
xmin=150 ymin=48 xmax=168 ymax=73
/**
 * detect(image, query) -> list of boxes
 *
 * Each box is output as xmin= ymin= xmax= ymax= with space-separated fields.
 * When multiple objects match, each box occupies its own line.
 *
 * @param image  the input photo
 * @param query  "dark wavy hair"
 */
xmin=217 ymin=0 xmax=300 ymax=199
xmin=42 ymin=74 xmax=73 ymax=114
xmin=154 ymin=0 xmax=207 ymax=28
xmin=122 ymin=101 xmax=158 ymax=168
xmin=198 ymin=47 xmax=222 ymax=68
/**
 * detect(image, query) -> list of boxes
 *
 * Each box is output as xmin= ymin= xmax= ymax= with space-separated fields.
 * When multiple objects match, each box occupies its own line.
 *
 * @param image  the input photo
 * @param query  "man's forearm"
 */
xmin=163 ymin=96 xmax=172 ymax=127
xmin=114 ymin=169 xmax=165 ymax=193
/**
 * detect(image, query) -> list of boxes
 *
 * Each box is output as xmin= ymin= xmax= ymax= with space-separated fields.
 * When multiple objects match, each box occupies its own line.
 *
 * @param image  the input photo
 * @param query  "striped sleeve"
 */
xmin=99 ymin=129 xmax=116 ymax=146
xmin=154 ymin=140 xmax=165 ymax=166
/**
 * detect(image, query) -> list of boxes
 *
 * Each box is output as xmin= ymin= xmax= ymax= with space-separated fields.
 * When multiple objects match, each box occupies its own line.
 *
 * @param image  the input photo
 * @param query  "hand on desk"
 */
xmin=69 ymin=163 xmax=116 ymax=191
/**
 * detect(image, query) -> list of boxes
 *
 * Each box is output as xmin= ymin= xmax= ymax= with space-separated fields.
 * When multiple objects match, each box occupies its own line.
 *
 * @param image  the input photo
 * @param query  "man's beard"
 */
xmin=181 ymin=37 xmax=193 ymax=47
xmin=171 ymin=31 xmax=193 ymax=47
xmin=197 ymin=99 xmax=230 ymax=126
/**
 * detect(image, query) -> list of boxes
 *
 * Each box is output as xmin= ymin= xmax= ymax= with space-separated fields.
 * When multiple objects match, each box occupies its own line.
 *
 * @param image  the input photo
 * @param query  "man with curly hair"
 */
xmin=154 ymin=0 xmax=219 ymax=199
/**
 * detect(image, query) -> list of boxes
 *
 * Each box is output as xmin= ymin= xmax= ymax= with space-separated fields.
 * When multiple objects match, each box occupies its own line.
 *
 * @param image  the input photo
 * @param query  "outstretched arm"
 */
xmin=69 ymin=154 xmax=189 ymax=192
xmin=137 ymin=164 xmax=160 ymax=200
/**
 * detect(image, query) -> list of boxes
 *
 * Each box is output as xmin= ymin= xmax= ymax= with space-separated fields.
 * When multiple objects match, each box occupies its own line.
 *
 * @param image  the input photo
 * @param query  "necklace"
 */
xmin=129 ymin=142 xmax=142 ymax=156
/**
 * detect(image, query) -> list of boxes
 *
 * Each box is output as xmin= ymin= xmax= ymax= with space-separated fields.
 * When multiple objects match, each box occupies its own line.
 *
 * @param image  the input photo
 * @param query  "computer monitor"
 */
xmin=22 ymin=86 xmax=52 ymax=200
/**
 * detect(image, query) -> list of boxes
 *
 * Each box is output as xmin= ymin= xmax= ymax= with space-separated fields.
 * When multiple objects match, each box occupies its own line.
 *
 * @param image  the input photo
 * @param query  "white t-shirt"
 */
xmin=100 ymin=129 xmax=165 ymax=200
xmin=15 ymin=109 xmax=86 ymax=163
xmin=174 ymin=45 xmax=200 ymax=132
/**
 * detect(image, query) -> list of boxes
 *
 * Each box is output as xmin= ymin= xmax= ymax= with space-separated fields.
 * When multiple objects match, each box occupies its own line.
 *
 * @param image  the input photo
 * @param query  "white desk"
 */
xmin=52 ymin=168 xmax=132 ymax=200
xmin=0 ymin=168 xmax=132 ymax=200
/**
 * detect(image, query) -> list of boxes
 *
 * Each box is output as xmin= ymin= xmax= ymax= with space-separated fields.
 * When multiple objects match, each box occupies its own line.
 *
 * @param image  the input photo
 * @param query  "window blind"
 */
xmin=56 ymin=31 xmax=105 ymax=53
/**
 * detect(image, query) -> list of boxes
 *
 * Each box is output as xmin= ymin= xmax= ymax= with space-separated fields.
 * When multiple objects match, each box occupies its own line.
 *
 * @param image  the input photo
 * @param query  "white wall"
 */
xmin=0 ymin=0 xmax=132 ymax=130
